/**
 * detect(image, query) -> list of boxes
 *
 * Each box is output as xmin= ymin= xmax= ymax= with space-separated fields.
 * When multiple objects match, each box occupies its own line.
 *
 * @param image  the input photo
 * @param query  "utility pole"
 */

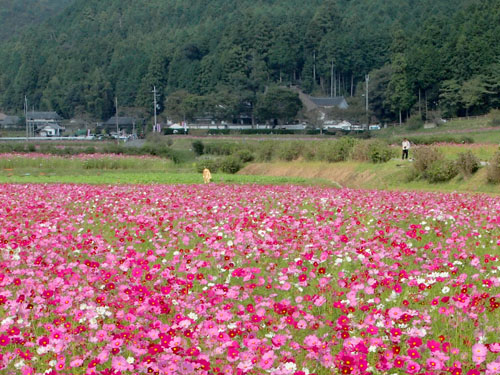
xmin=115 ymin=97 xmax=119 ymax=139
xmin=313 ymin=51 xmax=316 ymax=83
xmin=330 ymin=60 xmax=334 ymax=97
xmin=365 ymin=74 xmax=370 ymax=127
xmin=30 ymin=105 xmax=34 ymax=138
xmin=153 ymin=86 xmax=157 ymax=133
xmin=24 ymin=96 xmax=28 ymax=139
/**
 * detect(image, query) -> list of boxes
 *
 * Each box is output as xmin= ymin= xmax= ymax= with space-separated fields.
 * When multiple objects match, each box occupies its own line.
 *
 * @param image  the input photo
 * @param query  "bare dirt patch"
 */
xmin=240 ymin=162 xmax=378 ymax=188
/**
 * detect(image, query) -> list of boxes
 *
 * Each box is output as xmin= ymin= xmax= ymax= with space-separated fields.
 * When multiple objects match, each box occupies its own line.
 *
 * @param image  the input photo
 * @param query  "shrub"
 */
xmin=424 ymin=159 xmax=458 ymax=183
xmin=145 ymin=133 xmax=164 ymax=144
xmin=353 ymin=130 xmax=372 ymax=139
xmin=489 ymin=109 xmax=500 ymax=127
xmin=102 ymin=144 xmax=125 ymax=155
xmin=63 ymin=147 xmax=76 ymax=155
xmin=204 ymin=142 xmax=237 ymax=156
xmin=368 ymin=141 xmax=394 ymax=163
xmin=192 ymin=140 xmax=204 ymax=156
xmin=404 ymin=167 xmax=421 ymax=182
xmin=487 ymin=152 xmax=500 ymax=184
xmin=458 ymin=136 xmax=474 ymax=144
xmin=352 ymin=141 xmax=371 ymax=162
xmin=319 ymin=137 xmax=356 ymax=162
xmin=413 ymin=147 xmax=443 ymax=174
xmin=354 ymin=140 xmax=393 ymax=163
xmin=456 ymin=151 xmax=480 ymax=177
xmin=255 ymin=141 xmax=276 ymax=162
xmin=196 ymin=158 xmax=220 ymax=173
xmin=140 ymin=144 xmax=169 ymax=157
xmin=277 ymin=141 xmax=303 ymax=161
xmin=83 ymin=146 xmax=96 ymax=154
xmin=303 ymin=143 xmax=318 ymax=161
xmin=219 ymin=156 xmax=242 ymax=174
xmin=168 ymin=149 xmax=190 ymax=164
xmin=235 ymin=149 xmax=254 ymax=163
xmin=406 ymin=116 xmax=424 ymax=131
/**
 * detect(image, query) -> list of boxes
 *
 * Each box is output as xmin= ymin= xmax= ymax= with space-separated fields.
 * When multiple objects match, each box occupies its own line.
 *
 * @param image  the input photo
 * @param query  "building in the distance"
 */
xmin=26 ymin=111 xmax=64 ymax=136
xmin=98 ymin=116 xmax=139 ymax=135
xmin=0 ymin=113 xmax=21 ymax=129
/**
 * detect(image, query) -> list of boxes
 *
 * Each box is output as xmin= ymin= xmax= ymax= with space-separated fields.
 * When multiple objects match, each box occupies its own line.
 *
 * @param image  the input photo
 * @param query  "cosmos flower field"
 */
xmin=0 ymin=184 xmax=499 ymax=375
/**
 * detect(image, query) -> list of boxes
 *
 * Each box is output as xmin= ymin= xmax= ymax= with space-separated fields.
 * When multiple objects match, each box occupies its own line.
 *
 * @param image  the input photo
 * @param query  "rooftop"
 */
xmin=26 ymin=111 xmax=62 ymax=120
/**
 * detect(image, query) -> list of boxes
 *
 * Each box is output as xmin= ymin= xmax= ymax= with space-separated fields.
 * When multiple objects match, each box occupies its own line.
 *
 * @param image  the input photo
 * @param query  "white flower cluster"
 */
xmin=96 ymin=306 xmax=112 ymax=317
xmin=1 ymin=316 xmax=14 ymax=326
xmin=188 ymin=312 xmax=199 ymax=320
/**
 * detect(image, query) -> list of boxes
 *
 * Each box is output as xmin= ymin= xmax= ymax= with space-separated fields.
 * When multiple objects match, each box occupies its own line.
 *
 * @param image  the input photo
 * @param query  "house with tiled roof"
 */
xmin=26 ymin=111 xmax=64 ymax=136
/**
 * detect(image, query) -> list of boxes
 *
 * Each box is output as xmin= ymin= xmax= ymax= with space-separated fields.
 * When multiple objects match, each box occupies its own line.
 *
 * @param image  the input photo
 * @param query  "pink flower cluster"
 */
xmin=0 ymin=184 xmax=499 ymax=375
xmin=0 ymin=153 xmax=163 ymax=161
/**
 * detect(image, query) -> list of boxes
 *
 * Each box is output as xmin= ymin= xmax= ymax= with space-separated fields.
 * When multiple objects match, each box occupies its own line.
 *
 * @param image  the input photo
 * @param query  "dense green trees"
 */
xmin=0 ymin=0 xmax=499 ymax=124
xmin=0 ymin=0 xmax=74 ymax=41
xmin=255 ymin=87 xmax=303 ymax=124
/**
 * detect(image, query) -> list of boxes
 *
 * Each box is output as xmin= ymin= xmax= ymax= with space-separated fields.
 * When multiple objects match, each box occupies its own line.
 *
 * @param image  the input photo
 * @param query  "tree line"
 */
xmin=0 ymin=0 xmax=498 ymax=124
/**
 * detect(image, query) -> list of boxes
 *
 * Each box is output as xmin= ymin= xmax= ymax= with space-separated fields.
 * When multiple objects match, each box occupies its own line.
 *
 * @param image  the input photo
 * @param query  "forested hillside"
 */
xmin=0 ymin=0 xmax=498 ymax=123
xmin=0 ymin=0 xmax=74 ymax=41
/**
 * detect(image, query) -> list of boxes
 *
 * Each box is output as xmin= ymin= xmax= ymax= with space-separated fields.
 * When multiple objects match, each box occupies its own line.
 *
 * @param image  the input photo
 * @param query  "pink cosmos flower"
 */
xmin=407 ymin=348 xmax=421 ymax=359
xmin=131 ymin=268 xmax=143 ymax=278
xmin=227 ymin=347 xmax=240 ymax=363
xmin=388 ymin=307 xmax=403 ymax=319
xmin=490 ymin=343 xmax=500 ymax=353
xmin=260 ymin=350 xmax=276 ymax=370
xmin=70 ymin=358 xmax=83 ymax=367
xmin=366 ymin=325 xmax=378 ymax=335
xmin=111 ymin=355 xmax=130 ymax=371
xmin=393 ymin=357 xmax=405 ymax=368
xmin=408 ymin=337 xmax=423 ymax=348
xmin=0 ymin=335 xmax=10 ymax=346
xmin=390 ymin=328 xmax=402 ymax=337
xmin=426 ymin=357 xmax=443 ymax=370
xmin=406 ymin=360 xmax=421 ymax=374
xmin=427 ymin=339 xmax=440 ymax=352
xmin=473 ymin=354 xmax=487 ymax=365
xmin=472 ymin=343 xmax=488 ymax=357
xmin=486 ymin=361 xmax=500 ymax=374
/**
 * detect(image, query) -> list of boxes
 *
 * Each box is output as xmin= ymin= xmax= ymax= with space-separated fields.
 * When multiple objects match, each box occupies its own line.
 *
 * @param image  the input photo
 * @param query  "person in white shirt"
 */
xmin=402 ymin=138 xmax=410 ymax=160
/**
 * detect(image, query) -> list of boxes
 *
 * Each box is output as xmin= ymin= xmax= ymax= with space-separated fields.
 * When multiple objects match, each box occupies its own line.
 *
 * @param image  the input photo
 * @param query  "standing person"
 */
xmin=202 ymin=168 xmax=212 ymax=184
xmin=402 ymin=138 xmax=410 ymax=160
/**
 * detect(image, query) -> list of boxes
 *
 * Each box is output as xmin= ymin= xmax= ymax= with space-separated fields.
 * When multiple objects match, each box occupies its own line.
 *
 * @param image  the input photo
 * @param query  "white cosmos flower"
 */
xmin=188 ymin=312 xmax=198 ymax=320
xmin=284 ymin=362 xmax=297 ymax=371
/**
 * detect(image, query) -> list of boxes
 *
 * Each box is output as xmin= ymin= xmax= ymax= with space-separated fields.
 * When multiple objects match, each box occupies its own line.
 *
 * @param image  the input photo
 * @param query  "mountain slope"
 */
xmin=0 ymin=0 xmax=497 ymax=122
xmin=0 ymin=0 xmax=74 ymax=41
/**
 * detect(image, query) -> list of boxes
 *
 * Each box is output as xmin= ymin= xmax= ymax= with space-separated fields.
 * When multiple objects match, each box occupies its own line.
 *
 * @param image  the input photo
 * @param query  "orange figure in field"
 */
xmin=202 ymin=168 xmax=212 ymax=184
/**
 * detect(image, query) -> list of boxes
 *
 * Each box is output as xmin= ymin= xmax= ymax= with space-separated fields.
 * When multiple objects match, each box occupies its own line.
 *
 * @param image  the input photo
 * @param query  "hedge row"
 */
xmin=0 ymin=142 xmax=188 ymax=164
xmin=194 ymin=138 xmax=395 ymax=168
